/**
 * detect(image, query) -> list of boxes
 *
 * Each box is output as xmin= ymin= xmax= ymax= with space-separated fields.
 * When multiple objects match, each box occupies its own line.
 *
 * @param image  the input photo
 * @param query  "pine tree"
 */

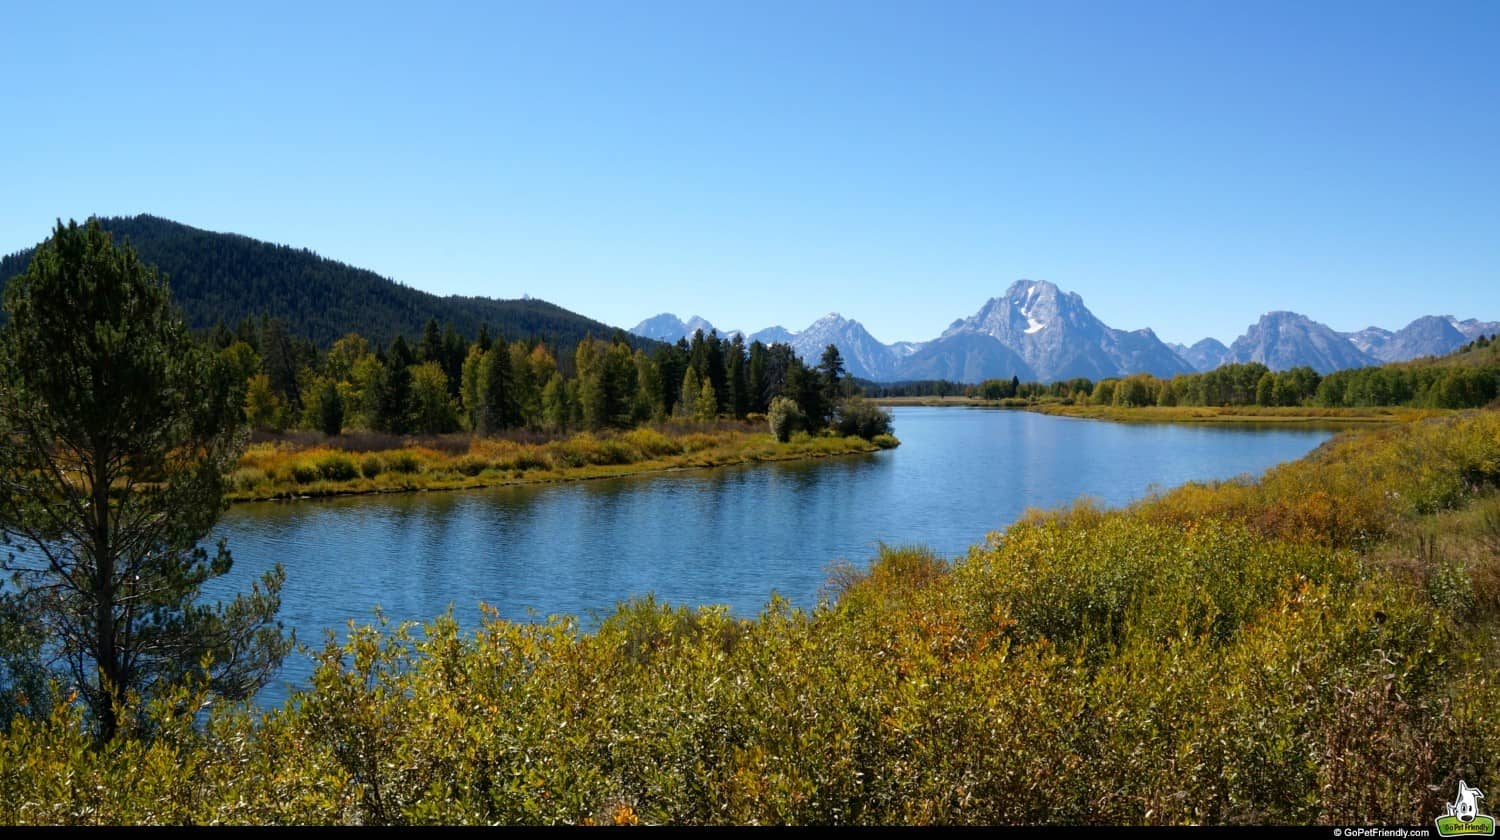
xmin=476 ymin=338 xmax=512 ymax=434
xmin=419 ymin=317 xmax=443 ymax=365
xmin=818 ymin=344 xmax=845 ymax=407
xmin=747 ymin=341 xmax=768 ymax=414
xmin=0 ymin=220 xmax=288 ymax=741
xmin=727 ymin=333 xmax=748 ymax=418
xmin=315 ymin=377 xmax=344 ymax=436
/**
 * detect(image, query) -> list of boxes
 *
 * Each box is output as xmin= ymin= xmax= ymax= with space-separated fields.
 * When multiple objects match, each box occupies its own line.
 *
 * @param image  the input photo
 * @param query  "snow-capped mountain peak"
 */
xmin=631 ymin=288 xmax=1496 ymax=383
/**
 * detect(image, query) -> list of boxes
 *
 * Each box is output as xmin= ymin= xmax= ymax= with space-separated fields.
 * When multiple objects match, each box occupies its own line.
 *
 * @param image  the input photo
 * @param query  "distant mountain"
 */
xmin=630 ymin=313 xmax=720 ymax=343
xmin=633 ymin=285 xmax=1497 ymax=384
xmin=893 ymin=333 xmax=1033 ymax=383
xmin=1345 ymin=326 xmax=1395 ymax=358
xmin=784 ymin=314 xmax=899 ymax=381
xmin=889 ymin=340 xmax=923 ymax=359
xmin=939 ymin=280 xmax=1192 ymax=381
xmin=0 ymin=215 xmax=654 ymax=351
xmin=1448 ymin=317 xmax=1500 ymax=342
xmin=1169 ymin=338 xmax=1230 ymax=372
xmin=1223 ymin=312 xmax=1377 ymax=373
xmin=1359 ymin=316 xmax=1468 ymax=362
xmin=748 ymin=326 xmax=798 ymax=346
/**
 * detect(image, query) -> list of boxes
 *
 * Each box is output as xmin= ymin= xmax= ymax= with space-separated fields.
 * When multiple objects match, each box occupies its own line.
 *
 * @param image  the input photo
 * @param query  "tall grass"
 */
xmin=228 ymin=425 xmax=895 ymax=501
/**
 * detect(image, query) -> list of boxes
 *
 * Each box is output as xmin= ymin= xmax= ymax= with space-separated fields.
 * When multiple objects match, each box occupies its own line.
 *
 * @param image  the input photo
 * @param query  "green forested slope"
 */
xmin=0 ymin=215 xmax=652 ymax=350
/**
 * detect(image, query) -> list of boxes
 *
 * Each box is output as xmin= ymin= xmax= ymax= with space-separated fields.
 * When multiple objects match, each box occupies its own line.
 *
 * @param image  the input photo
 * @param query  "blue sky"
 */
xmin=2 ymin=0 xmax=1496 ymax=346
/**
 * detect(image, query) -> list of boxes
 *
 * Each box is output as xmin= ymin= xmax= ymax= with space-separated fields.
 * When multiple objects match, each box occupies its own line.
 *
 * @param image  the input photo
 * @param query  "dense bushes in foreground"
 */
xmin=2 ymin=412 xmax=1499 ymax=825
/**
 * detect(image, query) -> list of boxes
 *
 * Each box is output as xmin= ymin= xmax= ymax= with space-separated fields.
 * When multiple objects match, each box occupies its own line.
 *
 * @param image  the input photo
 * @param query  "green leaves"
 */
xmin=0 ymin=219 xmax=286 ymax=741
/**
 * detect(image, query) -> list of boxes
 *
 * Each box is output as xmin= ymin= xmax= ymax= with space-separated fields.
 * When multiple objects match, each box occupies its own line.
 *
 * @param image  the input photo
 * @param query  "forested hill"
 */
xmin=0 ymin=215 xmax=653 ymax=350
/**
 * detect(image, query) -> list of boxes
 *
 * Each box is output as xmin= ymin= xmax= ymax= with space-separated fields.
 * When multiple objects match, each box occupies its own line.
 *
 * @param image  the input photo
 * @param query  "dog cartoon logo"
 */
xmin=1437 ymin=780 xmax=1496 ymax=837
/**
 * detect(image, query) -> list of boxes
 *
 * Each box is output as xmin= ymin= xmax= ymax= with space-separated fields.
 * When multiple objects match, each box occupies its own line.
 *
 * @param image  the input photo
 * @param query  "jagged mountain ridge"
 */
xmin=631 ymin=279 xmax=1195 ymax=383
xmin=1168 ymin=338 xmax=1230 ymax=373
xmin=1221 ymin=312 xmax=1378 ymax=374
xmin=637 ymin=287 xmax=1500 ymax=383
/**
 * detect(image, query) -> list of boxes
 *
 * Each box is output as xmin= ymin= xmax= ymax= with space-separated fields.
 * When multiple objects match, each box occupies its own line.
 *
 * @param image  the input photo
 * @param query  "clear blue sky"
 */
xmin=2 ymin=0 xmax=1496 ymax=346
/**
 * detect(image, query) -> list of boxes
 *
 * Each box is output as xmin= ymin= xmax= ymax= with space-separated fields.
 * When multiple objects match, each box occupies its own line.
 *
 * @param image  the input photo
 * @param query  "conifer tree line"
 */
xmin=210 ymin=316 xmax=890 ymax=439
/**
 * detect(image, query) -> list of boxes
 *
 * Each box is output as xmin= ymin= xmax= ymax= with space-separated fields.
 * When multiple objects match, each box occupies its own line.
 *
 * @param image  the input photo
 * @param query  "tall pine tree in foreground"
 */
xmin=0 ymin=219 xmax=289 ymax=741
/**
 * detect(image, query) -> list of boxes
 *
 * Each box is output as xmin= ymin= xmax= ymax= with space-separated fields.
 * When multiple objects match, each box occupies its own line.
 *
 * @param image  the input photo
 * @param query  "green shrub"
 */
xmin=833 ymin=397 xmax=893 ymax=440
xmin=289 ymin=462 xmax=319 ymax=484
xmin=316 ymin=453 xmax=358 ymax=482
xmin=454 ymin=456 xmax=489 ymax=477
xmin=387 ymin=452 xmax=421 ymax=474
xmin=360 ymin=455 xmax=384 ymax=478
xmin=768 ymin=396 xmax=803 ymax=443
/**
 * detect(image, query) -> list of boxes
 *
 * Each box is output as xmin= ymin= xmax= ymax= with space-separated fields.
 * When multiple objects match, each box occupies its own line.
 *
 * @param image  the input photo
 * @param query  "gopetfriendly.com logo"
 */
xmin=1436 ymin=780 xmax=1496 ymax=837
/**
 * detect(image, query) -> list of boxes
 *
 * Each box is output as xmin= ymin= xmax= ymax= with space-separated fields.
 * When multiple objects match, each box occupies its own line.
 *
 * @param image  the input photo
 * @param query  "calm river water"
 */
xmin=205 ymin=407 xmax=1335 ymax=702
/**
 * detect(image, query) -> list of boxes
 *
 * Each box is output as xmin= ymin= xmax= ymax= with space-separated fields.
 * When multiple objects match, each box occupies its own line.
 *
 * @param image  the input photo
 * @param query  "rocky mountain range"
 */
xmin=634 ymin=280 xmax=1498 ymax=383
xmin=1345 ymin=315 xmax=1500 ymax=363
xmin=1219 ymin=312 xmax=1380 ymax=374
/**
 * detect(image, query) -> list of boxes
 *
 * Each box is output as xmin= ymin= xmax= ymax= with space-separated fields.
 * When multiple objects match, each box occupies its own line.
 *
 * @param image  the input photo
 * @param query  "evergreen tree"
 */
xmin=419 ymin=317 xmax=443 ymax=365
xmin=315 ymin=377 xmax=344 ymax=436
xmin=0 ymin=220 xmax=288 ymax=741
xmin=387 ymin=334 xmax=416 ymax=370
xmin=476 ymin=339 xmax=512 ymax=434
xmin=440 ymin=324 xmax=467 ymax=397
xmin=747 ymin=340 xmax=768 ymax=414
xmin=655 ymin=342 xmax=688 ymax=416
xmin=818 ymin=344 xmax=845 ymax=408
xmin=785 ymin=361 xmax=827 ymax=430
xmin=258 ymin=316 xmax=302 ymax=408
xmin=372 ymin=348 xmax=412 ymax=434
xmin=705 ymin=331 xmax=728 ymax=414
xmin=727 ymin=333 xmax=748 ymax=418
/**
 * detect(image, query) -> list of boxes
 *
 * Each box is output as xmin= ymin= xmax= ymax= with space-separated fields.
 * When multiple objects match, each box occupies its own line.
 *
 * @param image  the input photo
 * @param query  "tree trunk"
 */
xmin=91 ymin=452 xmax=120 ymax=742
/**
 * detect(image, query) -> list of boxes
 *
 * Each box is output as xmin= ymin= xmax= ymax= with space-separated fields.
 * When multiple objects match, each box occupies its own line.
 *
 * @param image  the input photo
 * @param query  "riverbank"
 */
xmin=227 ymin=426 xmax=898 ymax=502
xmin=1025 ymin=403 xmax=1441 ymax=425
xmin=870 ymin=395 xmax=1435 ymax=424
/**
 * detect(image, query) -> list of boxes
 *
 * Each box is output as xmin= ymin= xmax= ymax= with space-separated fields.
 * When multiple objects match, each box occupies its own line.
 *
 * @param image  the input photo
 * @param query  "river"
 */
xmin=205 ymin=407 xmax=1336 ymax=703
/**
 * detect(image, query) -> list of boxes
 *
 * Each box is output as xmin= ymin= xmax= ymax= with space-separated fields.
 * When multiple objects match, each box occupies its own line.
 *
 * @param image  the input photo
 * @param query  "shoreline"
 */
xmin=227 ymin=433 xmax=893 ymax=505
xmin=870 ymin=396 xmax=1436 ymax=425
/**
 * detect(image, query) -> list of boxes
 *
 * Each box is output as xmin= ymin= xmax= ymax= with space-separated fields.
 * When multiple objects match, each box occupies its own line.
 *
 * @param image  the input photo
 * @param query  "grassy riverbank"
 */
xmin=871 ymin=395 xmax=1436 ymax=424
xmin=227 ymin=424 xmax=898 ymax=502
xmin=2 ymin=411 xmax=1497 ymax=825
xmin=1025 ymin=403 xmax=1441 ymax=425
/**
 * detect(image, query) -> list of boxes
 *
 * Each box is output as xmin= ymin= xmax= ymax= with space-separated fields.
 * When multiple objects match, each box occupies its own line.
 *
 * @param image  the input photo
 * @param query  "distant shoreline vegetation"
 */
xmin=862 ymin=337 xmax=1500 ymax=421
xmin=871 ymin=397 xmax=1437 ymax=425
